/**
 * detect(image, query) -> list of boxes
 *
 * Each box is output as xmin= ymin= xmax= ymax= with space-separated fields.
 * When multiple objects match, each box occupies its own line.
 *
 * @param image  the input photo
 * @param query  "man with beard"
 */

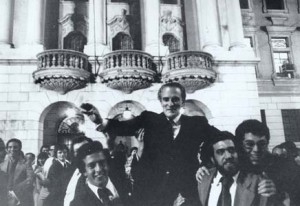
xmin=70 ymin=141 xmax=131 ymax=206
xmin=197 ymin=131 xmax=274 ymax=206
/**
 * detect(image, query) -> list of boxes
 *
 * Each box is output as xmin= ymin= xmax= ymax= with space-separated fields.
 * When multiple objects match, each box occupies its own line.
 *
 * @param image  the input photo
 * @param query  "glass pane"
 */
xmin=266 ymin=0 xmax=285 ymax=10
xmin=273 ymin=52 xmax=289 ymax=72
xmin=271 ymin=38 xmax=288 ymax=48
xmin=240 ymin=0 xmax=249 ymax=9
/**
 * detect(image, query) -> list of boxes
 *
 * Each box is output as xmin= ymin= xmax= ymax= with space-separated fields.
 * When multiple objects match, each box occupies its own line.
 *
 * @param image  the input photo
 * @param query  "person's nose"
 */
xmin=224 ymin=150 xmax=232 ymax=159
xmin=95 ymin=163 xmax=103 ymax=172
xmin=252 ymin=143 xmax=259 ymax=152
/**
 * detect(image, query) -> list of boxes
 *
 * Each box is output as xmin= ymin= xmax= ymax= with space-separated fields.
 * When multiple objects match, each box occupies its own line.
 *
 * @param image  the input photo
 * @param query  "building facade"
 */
xmin=0 ymin=0 xmax=299 ymax=153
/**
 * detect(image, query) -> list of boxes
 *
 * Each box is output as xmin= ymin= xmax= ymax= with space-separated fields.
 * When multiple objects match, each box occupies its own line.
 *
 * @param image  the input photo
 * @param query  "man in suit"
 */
xmin=198 ymin=131 xmax=274 ymax=206
xmin=70 ymin=141 xmax=131 ymax=206
xmin=45 ymin=144 xmax=72 ymax=206
xmin=81 ymin=82 xmax=220 ymax=205
xmin=0 ymin=138 xmax=34 ymax=206
xmin=64 ymin=135 xmax=93 ymax=206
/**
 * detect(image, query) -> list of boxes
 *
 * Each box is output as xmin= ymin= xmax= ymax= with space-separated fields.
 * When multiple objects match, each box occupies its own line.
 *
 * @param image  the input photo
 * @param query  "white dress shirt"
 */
xmin=168 ymin=114 xmax=182 ymax=139
xmin=208 ymin=171 xmax=239 ymax=206
xmin=64 ymin=169 xmax=82 ymax=206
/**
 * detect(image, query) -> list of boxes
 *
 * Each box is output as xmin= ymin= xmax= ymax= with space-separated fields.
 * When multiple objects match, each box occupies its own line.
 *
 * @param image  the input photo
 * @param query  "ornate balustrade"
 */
xmin=33 ymin=49 xmax=91 ymax=94
xmin=100 ymin=50 xmax=156 ymax=93
xmin=162 ymin=51 xmax=217 ymax=93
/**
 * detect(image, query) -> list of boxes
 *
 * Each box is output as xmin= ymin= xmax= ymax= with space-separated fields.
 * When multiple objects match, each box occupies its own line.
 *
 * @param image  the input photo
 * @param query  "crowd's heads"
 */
xmin=25 ymin=153 xmax=35 ymax=165
xmin=130 ymin=147 xmax=138 ymax=156
xmin=70 ymin=135 xmax=93 ymax=160
xmin=272 ymin=145 xmax=287 ymax=158
xmin=49 ymin=144 xmax=56 ymax=157
xmin=158 ymin=82 xmax=186 ymax=120
xmin=235 ymin=119 xmax=269 ymax=166
xmin=6 ymin=138 xmax=22 ymax=159
xmin=40 ymin=145 xmax=50 ymax=154
xmin=37 ymin=152 xmax=49 ymax=166
xmin=76 ymin=141 xmax=109 ymax=188
xmin=201 ymin=131 xmax=238 ymax=176
xmin=53 ymin=144 xmax=68 ymax=162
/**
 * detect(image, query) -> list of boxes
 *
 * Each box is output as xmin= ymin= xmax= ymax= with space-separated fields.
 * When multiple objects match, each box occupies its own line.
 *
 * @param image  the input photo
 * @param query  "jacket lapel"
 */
xmin=13 ymin=160 xmax=24 ymax=183
xmin=234 ymin=172 xmax=258 ymax=206
xmin=198 ymin=168 xmax=216 ymax=206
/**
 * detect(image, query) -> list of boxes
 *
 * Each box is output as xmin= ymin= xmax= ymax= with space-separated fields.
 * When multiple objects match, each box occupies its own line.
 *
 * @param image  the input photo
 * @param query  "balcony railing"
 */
xmin=33 ymin=49 xmax=91 ymax=94
xmin=162 ymin=51 xmax=216 ymax=93
xmin=100 ymin=50 xmax=156 ymax=93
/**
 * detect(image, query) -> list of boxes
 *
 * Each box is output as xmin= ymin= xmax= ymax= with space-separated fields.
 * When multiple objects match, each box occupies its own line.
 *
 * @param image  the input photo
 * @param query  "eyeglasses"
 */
xmin=243 ymin=140 xmax=268 ymax=150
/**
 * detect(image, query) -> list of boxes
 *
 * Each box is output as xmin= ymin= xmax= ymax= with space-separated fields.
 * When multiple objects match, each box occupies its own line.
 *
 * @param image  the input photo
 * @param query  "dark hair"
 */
xmin=40 ymin=145 xmax=49 ymax=153
xmin=280 ymin=141 xmax=298 ymax=158
xmin=53 ymin=144 xmax=69 ymax=158
xmin=37 ymin=152 xmax=49 ymax=166
xmin=25 ymin=152 xmax=35 ymax=159
xmin=76 ymin=141 xmax=104 ymax=173
xmin=235 ymin=119 xmax=270 ymax=145
xmin=200 ymin=131 xmax=235 ymax=165
xmin=6 ymin=138 xmax=22 ymax=150
xmin=71 ymin=135 xmax=92 ymax=153
xmin=157 ymin=82 xmax=186 ymax=102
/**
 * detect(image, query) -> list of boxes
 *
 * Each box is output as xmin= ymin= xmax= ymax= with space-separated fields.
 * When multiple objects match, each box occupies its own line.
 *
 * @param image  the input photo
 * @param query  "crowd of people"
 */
xmin=0 ymin=82 xmax=299 ymax=206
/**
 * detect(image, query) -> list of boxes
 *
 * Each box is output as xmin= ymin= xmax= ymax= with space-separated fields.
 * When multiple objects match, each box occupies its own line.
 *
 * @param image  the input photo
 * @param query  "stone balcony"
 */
xmin=33 ymin=49 xmax=91 ymax=94
xmin=100 ymin=50 xmax=156 ymax=93
xmin=162 ymin=51 xmax=217 ymax=93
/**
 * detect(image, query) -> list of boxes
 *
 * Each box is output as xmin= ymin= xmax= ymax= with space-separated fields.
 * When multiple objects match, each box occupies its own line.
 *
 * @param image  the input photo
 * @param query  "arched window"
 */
xmin=63 ymin=31 xmax=87 ymax=52
xmin=163 ymin=34 xmax=180 ymax=53
xmin=112 ymin=33 xmax=133 ymax=51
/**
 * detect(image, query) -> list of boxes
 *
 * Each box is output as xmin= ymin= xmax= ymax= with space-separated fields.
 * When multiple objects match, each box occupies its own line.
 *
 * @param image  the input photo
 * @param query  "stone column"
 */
xmin=0 ymin=0 xmax=13 ymax=48
xmin=226 ymin=0 xmax=246 ymax=50
xmin=85 ymin=0 xmax=109 ymax=56
xmin=195 ymin=0 xmax=222 ymax=52
xmin=140 ymin=0 xmax=167 ymax=56
xmin=25 ymin=0 xmax=44 ymax=47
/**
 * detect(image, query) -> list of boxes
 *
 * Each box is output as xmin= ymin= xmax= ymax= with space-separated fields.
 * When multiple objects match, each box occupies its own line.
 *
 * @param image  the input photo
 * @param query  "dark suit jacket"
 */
xmin=70 ymin=175 xmax=130 ymax=206
xmin=198 ymin=168 xmax=276 ymax=206
xmin=104 ymin=111 xmax=219 ymax=204
xmin=45 ymin=160 xmax=72 ymax=206
xmin=0 ymin=158 xmax=34 ymax=206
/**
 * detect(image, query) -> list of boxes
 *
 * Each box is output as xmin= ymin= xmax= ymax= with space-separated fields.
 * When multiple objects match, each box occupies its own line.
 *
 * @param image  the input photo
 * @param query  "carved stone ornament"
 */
xmin=162 ymin=51 xmax=217 ymax=93
xmin=33 ymin=49 xmax=91 ymax=94
xmin=107 ymin=9 xmax=130 ymax=38
xmin=160 ymin=10 xmax=184 ymax=50
xmin=100 ymin=50 xmax=156 ymax=94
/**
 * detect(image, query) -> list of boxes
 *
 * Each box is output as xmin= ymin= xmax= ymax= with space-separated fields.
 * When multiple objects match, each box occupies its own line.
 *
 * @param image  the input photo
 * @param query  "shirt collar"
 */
xmin=167 ymin=113 xmax=182 ymax=125
xmin=57 ymin=159 xmax=66 ymax=167
xmin=87 ymin=178 xmax=119 ymax=200
xmin=215 ymin=171 xmax=240 ymax=185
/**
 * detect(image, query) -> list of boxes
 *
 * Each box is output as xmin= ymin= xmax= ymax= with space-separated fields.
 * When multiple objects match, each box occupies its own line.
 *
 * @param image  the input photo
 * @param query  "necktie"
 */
xmin=217 ymin=176 xmax=234 ymax=206
xmin=170 ymin=120 xmax=178 ymax=138
xmin=97 ymin=188 xmax=113 ymax=206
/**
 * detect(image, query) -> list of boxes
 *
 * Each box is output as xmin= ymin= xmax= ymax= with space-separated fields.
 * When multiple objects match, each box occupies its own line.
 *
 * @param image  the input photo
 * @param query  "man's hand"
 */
xmin=173 ymin=193 xmax=185 ymax=206
xmin=258 ymin=172 xmax=277 ymax=197
xmin=196 ymin=166 xmax=210 ymax=183
xmin=80 ymin=103 xmax=103 ymax=125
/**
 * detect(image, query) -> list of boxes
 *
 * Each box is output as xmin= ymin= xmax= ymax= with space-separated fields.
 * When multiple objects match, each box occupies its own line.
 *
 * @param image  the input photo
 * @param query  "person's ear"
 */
xmin=210 ymin=156 xmax=215 ymax=164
